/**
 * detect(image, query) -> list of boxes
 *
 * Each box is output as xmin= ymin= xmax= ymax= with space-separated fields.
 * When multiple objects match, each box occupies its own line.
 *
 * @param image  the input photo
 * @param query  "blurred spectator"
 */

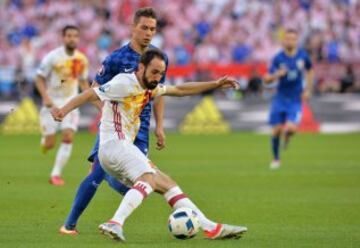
xmin=193 ymin=35 xmax=219 ymax=64
xmin=97 ymin=29 xmax=113 ymax=51
xmin=340 ymin=64 xmax=356 ymax=93
xmin=325 ymin=31 xmax=341 ymax=63
xmin=0 ymin=0 xmax=359 ymax=97
xmin=232 ymin=36 xmax=252 ymax=63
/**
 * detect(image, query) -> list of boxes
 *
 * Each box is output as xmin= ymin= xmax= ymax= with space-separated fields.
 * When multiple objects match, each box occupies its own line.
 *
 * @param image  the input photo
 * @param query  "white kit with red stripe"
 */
xmin=94 ymin=73 xmax=166 ymax=145
xmin=37 ymin=46 xmax=89 ymax=107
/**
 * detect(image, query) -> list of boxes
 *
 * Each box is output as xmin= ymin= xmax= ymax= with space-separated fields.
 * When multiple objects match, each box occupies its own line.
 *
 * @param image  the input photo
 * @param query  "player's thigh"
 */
xmin=61 ymin=109 xmax=80 ymax=135
xmin=98 ymin=139 xmax=156 ymax=186
xmin=88 ymin=155 xmax=107 ymax=183
xmin=39 ymin=107 xmax=58 ymax=137
xmin=286 ymin=122 xmax=298 ymax=133
xmin=272 ymin=125 xmax=283 ymax=136
xmin=269 ymin=110 xmax=286 ymax=128
xmin=133 ymin=137 xmax=149 ymax=156
xmin=43 ymin=134 xmax=56 ymax=148
xmin=286 ymin=106 xmax=302 ymax=129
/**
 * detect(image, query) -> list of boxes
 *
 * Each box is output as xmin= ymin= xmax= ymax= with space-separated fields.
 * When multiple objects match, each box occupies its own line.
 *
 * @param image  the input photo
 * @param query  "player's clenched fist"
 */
xmin=51 ymin=107 xmax=64 ymax=122
xmin=216 ymin=76 xmax=240 ymax=90
xmin=275 ymin=67 xmax=287 ymax=78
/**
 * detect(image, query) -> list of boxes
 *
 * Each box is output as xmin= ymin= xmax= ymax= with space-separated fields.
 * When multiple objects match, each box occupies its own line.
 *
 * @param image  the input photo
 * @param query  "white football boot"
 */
xmin=270 ymin=160 xmax=281 ymax=170
xmin=98 ymin=221 xmax=125 ymax=241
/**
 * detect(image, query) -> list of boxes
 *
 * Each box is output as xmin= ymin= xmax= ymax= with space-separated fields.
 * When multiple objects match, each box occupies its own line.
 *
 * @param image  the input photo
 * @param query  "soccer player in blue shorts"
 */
xmin=60 ymin=7 xmax=167 ymax=234
xmin=264 ymin=28 xmax=314 ymax=169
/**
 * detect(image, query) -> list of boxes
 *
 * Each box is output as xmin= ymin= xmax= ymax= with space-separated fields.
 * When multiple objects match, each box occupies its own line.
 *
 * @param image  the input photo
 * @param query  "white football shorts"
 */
xmin=39 ymin=107 xmax=79 ymax=136
xmin=98 ymin=139 xmax=156 ymax=186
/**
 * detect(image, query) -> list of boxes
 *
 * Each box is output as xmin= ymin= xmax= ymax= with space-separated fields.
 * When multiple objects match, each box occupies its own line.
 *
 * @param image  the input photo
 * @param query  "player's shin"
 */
xmin=64 ymin=161 xmax=106 ymax=229
xmin=111 ymin=181 xmax=153 ymax=226
xmin=283 ymin=129 xmax=295 ymax=150
xmin=51 ymin=142 xmax=73 ymax=177
xmin=164 ymin=186 xmax=217 ymax=232
xmin=271 ymin=136 xmax=280 ymax=160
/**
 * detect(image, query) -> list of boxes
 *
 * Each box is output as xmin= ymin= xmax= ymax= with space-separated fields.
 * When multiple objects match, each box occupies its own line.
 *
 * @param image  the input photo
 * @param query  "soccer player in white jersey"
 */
xmin=35 ymin=25 xmax=90 ymax=186
xmin=51 ymin=49 xmax=247 ymax=241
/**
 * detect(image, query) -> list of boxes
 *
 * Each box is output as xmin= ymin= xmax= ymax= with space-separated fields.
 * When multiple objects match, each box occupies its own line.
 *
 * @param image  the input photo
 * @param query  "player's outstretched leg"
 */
xmin=60 ymin=158 xmax=106 ymax=234
xmin=154 ymin=170 xmax=247 ymax=239
xmin=164 ymin=185 xmax=247 ymax=239
xmin=60 ymin=156 xmax=129 ymax=235
xmin=99 ymin=177 xmax=155 ymax=241
xmin=270 ymin=125 xmax=282 ymax=170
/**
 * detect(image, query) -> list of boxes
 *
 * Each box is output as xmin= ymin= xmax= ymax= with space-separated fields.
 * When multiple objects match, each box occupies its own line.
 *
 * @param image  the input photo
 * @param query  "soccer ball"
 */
xmin=168 ymin=207 xmax=200 ymax=239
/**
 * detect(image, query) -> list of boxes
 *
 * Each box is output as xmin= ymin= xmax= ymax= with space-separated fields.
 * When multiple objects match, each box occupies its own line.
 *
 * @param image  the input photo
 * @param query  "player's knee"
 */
xmin=289 ymin=129 xmax=297 ymax=135
xmin=287 ymin=125 xmax=297 ymax=134
xmin=136 ymin=173 xmax=156 ymax=190
xmin=87 ymin=169 xmax=104 ymax=185
xmin=62 ymin=130 xmax=74 ymax=144
xmin=62 ymin=137 xmax=73 ymax=144
xmin=272 ymin=127 xmax=282 ymax=137
xmin=44 ymin=138 xmax=55 ymax=149
xmin=44 ymin=143 xmax=55 ymax=150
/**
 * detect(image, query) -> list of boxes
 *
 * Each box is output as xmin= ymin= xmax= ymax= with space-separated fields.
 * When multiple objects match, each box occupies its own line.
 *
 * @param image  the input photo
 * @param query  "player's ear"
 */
xmin=138 ymin=63 xmax=145 ymax=73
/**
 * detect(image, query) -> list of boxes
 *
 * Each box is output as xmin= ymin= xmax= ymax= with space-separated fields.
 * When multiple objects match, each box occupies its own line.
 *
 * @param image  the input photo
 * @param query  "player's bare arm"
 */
xmin=164 ymin=76 xmax=239 ymax=97
xmin=153 ymin=96 xmax=166 ymax=150
xmin=263 ymin=68 xmax=287 ymax=84
xmin=302 ymin=68 xmax=314 ymax=101
xmin=89 ymin=80 xmax=103 ymax=111
xmin=79 ymin=79 xmax=90 ymax=92
xmin=51 ymin=89 xmax=99 ymax=122
xmin=35 ymin=75 xmax=53 ymax=108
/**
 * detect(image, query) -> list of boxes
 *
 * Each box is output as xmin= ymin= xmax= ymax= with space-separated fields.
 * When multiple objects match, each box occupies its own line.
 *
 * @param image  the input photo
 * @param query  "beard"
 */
xmin=142 ymin=69 xmax=159 ymax=90
xmin=65 ymin=42 xmax=77 ymax=52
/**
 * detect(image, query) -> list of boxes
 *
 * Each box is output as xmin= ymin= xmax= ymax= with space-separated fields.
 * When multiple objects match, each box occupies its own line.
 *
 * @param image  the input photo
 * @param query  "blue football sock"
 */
xmin=64 ymin=157 xmax=106 ymax=228
xmin=104 ymin=175 xmax=130 ymax=195
xmin=271 ymin=136 xmax=280 ymax=161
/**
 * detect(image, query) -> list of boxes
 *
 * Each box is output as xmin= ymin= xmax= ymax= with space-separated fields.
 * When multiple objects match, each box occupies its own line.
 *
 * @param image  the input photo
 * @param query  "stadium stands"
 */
xmin=0 ymin=0 xmax=359 ymax=96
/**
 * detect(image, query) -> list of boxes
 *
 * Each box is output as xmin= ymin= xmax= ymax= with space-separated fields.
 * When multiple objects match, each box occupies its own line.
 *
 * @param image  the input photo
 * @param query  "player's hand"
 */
xmin=155 ymin=127 xmax=166 ymax=150
xmin=50 ymin=107 xmax=65 ymax=122
xmin=43 ymin=96 xmax=54 ymax=108
xmin=276 ymin=67 xmax=287 ymax=78
xmin=216 ymin=76 xmax=240 ymax=90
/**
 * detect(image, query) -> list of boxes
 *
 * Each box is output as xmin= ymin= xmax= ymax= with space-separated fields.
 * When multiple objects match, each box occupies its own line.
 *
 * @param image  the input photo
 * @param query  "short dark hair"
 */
xmin=285 ymin=28 xmax=298 ymax=35
xmin=133 ymin=7 xmax=157 ymax=24
xmin=62 ymin=25 xmax=79 ymax=36
xmin=140 ymin=48 xmax=165 ymax=67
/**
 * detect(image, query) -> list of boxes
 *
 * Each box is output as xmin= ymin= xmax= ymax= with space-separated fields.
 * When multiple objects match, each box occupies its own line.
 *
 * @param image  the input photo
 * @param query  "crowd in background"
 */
xmin=0 ymin=0 xmax=359 ymax=97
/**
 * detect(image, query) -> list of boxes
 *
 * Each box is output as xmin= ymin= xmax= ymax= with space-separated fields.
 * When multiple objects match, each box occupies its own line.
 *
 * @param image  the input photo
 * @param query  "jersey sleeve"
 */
xmin=152 ymin=84 xmax=167 ymax=98
xmin=94 ymin=74 xmax=131 ymax=101
xmin=95 ymin=53 xmax=123 ymax=85
xmin=269 ymin=55 xmax=279 ymax=74
xmin=37 ymin=52 xmax=53 ymax=78
xmin=304 ymin=51 xmax=313 ymax=70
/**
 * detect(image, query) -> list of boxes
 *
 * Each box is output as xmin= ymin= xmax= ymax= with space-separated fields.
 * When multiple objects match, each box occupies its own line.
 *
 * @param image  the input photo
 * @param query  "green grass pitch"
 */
xmin=1 ymin=132 xmax=360 ymax=248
